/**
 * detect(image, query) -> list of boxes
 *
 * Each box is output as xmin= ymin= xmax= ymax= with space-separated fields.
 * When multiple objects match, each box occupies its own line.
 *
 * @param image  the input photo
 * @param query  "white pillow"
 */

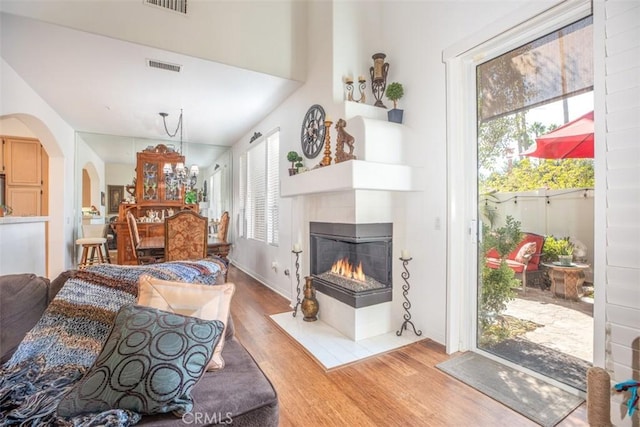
xmin=137 ymin=275 xmax=235 ymax=371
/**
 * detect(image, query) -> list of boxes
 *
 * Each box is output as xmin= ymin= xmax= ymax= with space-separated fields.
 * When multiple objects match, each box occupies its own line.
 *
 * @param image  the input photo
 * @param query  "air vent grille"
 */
xmin=144 ymin=0 xmax=187 ymax=14
xmin=147 ymin=59 xmax=182 ymax=73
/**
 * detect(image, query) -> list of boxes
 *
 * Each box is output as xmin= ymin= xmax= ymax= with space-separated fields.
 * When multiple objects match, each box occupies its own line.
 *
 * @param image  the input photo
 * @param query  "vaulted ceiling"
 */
xmin=0 ymin=1 xmax=306 ymax=165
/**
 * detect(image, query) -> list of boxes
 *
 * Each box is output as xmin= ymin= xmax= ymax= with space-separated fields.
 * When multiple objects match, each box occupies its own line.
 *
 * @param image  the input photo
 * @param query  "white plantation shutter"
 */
xmin=247 ymin=141 xmax=266 ymax=240
xmin=238 ymin=154 xmax=247 ymax=238
xmin=267 ymin=132 xmax=280 ymax=245
xmin=243 ymin=129 xmax=280 ymax=245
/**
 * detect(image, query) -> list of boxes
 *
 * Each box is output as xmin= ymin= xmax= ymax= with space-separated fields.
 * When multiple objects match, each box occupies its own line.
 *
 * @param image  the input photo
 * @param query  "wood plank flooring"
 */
xmin=227 ymin=265 xmax=589 ymax=426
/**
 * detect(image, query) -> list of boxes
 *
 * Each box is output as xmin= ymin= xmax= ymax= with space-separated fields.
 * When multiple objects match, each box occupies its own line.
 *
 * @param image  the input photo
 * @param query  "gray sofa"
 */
xmin=0 ymin=272 xmax=279 ymax=426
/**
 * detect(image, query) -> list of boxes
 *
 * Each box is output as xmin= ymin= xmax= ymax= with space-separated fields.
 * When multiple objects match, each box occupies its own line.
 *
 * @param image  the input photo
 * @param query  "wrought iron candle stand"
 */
xmin=396 ymin=256 xmax=422 ymax=336
xmin=292 ymin=248 xmax=303 ymax=317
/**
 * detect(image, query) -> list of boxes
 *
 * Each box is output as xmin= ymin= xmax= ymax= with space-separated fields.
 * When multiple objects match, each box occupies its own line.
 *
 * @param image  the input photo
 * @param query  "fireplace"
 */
xmin=310 ymin=222 xmax=392 ymax=308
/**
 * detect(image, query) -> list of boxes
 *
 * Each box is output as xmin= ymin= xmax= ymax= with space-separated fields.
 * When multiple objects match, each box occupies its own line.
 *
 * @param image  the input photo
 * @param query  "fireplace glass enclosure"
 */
xmin=310 ymin=222 xmax=392 ymax=308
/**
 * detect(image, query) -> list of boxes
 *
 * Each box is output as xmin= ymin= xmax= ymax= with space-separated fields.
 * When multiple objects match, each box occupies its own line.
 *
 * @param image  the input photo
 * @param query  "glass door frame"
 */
xmin=443 ymin=0 xmax=593 ymax=357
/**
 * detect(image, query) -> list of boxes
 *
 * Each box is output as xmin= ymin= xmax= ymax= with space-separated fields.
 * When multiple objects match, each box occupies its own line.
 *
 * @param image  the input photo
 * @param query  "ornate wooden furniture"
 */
xmin=164 ymin=210 xmax=208 ymax=261
xmin=116 ymin=145 xmax=197 ymax=265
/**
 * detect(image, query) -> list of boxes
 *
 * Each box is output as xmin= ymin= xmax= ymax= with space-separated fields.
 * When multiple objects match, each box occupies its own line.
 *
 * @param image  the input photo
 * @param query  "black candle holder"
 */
xmin=396 ymin=257 xmax=422 ymax=337
xmin=292 ymin=249 xmax=303 ymax=317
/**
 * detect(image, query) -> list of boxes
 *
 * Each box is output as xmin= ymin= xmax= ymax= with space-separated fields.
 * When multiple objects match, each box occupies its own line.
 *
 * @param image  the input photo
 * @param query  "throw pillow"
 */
xmin=515 ymin=242 xmax=537 ymax=264
xmin=137 ymin=275 xmax=235 ymax=371
xmin=57 ymin=304 xmax=223 ymax=417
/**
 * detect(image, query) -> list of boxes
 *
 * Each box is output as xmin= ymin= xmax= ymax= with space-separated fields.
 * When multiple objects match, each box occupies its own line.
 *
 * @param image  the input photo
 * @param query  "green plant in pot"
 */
xmin=385 ymin=82 xmax=404 ymax=124
xmin=295 ymin=155 xmax=305 ymax=173
xmin=287 ymin=151 xmax=299 ymax=176
xmin=479 ymin=215 xmax=521 ymax=335
xmin=184 ymin=189 xmax=198 ymax=204
xmin=557 ymin=238 xmax=574 ymax=266
xmin=542 ymin=236 xmax=574 ymax=265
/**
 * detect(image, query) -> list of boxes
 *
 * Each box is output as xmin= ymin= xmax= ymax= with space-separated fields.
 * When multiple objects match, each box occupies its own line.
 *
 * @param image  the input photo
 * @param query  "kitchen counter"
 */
xmin=0 ymin=216 xmax=49 ymax=276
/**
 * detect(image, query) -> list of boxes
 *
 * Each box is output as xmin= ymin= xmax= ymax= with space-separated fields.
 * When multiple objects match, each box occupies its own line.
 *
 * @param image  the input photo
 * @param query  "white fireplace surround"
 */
xmin=284 ymin=104 xmax=422 ymax=341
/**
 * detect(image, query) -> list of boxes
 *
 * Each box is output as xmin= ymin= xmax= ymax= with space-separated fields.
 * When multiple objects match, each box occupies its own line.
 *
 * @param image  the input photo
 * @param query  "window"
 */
xmin=243 ymin=129 xmax=279 ymax=245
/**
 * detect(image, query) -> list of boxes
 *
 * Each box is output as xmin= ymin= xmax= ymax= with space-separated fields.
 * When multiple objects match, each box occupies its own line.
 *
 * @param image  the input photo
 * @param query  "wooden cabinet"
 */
xmin=136 ymin=144 xmax=186 ymax=203
xmin=116 ymin=144 xmax=197 ymax=264
xmin=6 ymin=186 xmax=41 ymax=216
xmin=0 ymin=139 xmax=5 ymax=173
xmin=1 ymin=137 xmax=46 ymax=216
xmin=5 ymin=138 xmax=41 ymax=186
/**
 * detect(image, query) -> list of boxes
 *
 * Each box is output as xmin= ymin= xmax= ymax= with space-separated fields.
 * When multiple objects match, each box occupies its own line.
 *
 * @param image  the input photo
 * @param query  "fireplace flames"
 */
xmin=331 ymin=258 xmax=366 ymax=282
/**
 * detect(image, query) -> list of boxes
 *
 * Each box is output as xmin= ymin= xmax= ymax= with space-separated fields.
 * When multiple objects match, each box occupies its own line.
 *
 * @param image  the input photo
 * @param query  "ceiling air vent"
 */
xmin=144 ymin=0 xmax=187 ymax=14
xmin=147 ymin=59 xmax=182 ymax=73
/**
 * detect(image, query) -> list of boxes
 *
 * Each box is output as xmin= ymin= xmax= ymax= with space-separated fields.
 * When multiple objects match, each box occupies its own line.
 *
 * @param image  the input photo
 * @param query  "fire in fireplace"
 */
xmin=310 ymin=222 xmax=392 ymax=308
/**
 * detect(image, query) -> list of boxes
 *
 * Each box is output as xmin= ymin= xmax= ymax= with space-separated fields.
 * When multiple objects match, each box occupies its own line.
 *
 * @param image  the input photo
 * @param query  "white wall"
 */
xmin=0 ymin=1 xmax=308 ymax=81
xmin=0 ymin=58 xmax=76 ymax=278
xmin=228 ymin=0 xmax=532 ymax=345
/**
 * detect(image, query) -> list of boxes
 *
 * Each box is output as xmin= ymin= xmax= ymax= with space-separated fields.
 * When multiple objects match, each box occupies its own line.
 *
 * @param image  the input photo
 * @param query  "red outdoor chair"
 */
xmin=485 ymin=232 xmax=545 ymax=294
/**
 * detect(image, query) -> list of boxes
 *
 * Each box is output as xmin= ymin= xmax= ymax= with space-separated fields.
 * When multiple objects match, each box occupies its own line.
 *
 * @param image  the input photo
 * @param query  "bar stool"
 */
xmin=76 ymin=224 xmax=108 ymax=268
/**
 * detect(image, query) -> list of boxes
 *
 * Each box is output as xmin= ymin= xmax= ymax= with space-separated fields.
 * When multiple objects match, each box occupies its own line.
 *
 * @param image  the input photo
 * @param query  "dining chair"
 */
xmin=164 ymin=210 xmax=208 ymax=261
xmin=217 ymin=211 xmax=230 ymax=242
xmin=126 ymin=211 xmax=161 ymax=265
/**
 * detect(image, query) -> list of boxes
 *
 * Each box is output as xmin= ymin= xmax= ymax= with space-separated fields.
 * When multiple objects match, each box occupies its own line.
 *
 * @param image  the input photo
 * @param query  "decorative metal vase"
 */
xmin=301 ymin=276 xmax=319 ymax=322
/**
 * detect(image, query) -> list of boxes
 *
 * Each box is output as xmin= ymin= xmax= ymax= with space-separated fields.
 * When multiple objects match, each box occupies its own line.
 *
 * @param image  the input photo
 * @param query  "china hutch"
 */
xmin=116 ymin=144 xmax=197 ymax=265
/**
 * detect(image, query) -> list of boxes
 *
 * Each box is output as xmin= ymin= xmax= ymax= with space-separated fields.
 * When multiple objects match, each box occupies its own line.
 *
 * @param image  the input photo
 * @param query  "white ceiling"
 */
xmin=0 ymin=12 xmax=302 ymax=165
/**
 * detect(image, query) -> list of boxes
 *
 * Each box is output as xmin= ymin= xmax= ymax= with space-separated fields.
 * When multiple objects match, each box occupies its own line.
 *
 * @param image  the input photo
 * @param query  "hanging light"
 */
xmin=159 ymin=109 xmax=199 ymax=191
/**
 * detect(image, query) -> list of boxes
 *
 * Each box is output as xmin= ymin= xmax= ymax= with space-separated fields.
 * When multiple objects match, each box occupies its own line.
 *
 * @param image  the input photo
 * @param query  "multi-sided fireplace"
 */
xmin=310 ymin=222 xmax=392 ymax=308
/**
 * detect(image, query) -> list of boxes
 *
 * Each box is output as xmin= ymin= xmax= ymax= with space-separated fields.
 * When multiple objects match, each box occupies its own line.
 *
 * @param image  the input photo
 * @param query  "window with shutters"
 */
xmin=244 ymin=129 xmax=279 ymax=245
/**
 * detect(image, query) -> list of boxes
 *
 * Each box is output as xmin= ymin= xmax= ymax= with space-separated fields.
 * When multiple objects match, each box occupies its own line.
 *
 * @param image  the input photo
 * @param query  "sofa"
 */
xmin=0 ymin=265 xmax=278 ymax=426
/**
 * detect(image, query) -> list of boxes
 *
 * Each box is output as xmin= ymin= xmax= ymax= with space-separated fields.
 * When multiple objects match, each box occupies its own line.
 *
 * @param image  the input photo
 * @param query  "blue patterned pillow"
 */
xmin=57 ymin=304 xmax=223 ymax=417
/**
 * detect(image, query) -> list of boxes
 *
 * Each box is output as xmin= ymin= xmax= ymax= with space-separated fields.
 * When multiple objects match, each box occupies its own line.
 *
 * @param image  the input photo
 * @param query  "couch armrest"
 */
xmin=0 ymin=274 xmax=50 ymax=363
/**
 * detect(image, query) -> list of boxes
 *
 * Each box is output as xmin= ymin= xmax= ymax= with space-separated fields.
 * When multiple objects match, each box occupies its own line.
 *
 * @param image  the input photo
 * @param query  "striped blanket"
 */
xmin=0 ymin=260 xmax=224 ymax=426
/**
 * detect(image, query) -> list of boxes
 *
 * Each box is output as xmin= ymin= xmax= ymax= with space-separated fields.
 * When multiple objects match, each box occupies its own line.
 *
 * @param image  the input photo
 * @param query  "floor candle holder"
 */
xmin=396 ymin=256 xmax=422 ymax=336
xmin=292 ymin=248 xmax=303 ymax=317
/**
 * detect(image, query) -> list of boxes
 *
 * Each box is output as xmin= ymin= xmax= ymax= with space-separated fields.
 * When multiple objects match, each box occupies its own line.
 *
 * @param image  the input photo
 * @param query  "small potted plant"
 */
xmin=557 ymin=238 xmax=574 ymax=266
xmin=0 ymin=204 xmax=13 ymax=217
xmin=287 ymin=151 xmax=299 ymax=176
xmin=295 ymin=155 xmax=305 ymax=174
xmin=385 ymin=82 xmax=404 ymax=124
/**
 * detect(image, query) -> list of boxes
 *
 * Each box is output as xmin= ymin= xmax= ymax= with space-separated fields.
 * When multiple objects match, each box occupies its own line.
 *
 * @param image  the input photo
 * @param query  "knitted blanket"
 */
xmin=0 ymin=260 xmax=224 ymax=426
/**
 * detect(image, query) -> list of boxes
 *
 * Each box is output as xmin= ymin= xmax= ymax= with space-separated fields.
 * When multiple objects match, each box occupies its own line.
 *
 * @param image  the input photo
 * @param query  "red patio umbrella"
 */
xmin=522 ymin=111 xmax=594 ymax=159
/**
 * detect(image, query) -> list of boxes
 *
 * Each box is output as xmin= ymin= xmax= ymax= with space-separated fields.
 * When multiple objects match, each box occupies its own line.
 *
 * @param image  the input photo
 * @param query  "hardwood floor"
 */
xmin=227 ymin=265 xmax=589 ymax=426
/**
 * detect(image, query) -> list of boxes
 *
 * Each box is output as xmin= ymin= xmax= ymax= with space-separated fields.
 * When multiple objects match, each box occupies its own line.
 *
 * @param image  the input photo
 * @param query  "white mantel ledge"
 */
xmin=281 ymin=160 xmax=423 ymax=197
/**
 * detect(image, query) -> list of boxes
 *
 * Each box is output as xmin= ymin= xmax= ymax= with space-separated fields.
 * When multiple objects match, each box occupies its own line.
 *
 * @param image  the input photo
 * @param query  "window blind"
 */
xmin=247 ymin=141 xmax=266 ymax=241
xmin=477 ymin=15 xmax=593 ymax=123
xmin=238 ymin=154 xmax=247 ymax=238
xmin=267 ymin=132 xmax=280 ymax=245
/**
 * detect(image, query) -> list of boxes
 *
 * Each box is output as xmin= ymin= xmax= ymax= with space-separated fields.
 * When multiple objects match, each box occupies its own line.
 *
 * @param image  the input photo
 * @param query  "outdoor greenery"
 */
xmin=541 ymin=236 xmax=574 ymax=262
xmin=479 ymin=216 xmax=522 ymax=330
xmin=483 ymin=157 xmax=595 ymax=192
xmin=478 ymin=112 xmax=594 ymax=193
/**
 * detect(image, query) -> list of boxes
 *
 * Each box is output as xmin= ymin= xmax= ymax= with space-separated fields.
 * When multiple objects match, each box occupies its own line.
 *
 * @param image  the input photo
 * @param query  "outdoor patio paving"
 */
xmin=485 ymin=286 xmax=594 ymax=391
xmin=505 ymin=287 xmax=594 ymax=362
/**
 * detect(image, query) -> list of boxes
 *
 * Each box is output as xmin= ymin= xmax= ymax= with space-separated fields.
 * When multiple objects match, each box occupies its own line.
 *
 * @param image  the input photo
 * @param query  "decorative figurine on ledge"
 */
xmin=335 ymin=119 xmax=356 ymax=164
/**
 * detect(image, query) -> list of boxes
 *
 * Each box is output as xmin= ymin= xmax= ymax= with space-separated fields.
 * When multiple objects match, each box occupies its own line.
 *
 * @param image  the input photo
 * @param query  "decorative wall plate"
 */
xmin=300 ymin=104 xmax=326 ymax=159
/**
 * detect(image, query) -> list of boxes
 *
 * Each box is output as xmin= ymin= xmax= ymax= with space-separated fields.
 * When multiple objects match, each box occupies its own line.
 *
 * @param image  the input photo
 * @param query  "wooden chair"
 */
xmin=126 ymin=211 xmax=162 ymax=265
xmin=217 ymin=211 xmax=230 ymax=242
xmin=164 ymin=210 xmax=208 ymax=261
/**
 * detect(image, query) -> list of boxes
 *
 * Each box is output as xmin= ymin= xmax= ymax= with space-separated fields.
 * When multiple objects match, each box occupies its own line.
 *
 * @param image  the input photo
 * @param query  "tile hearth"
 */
xmin=269 ymin=311 xmax=425 ymax=370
